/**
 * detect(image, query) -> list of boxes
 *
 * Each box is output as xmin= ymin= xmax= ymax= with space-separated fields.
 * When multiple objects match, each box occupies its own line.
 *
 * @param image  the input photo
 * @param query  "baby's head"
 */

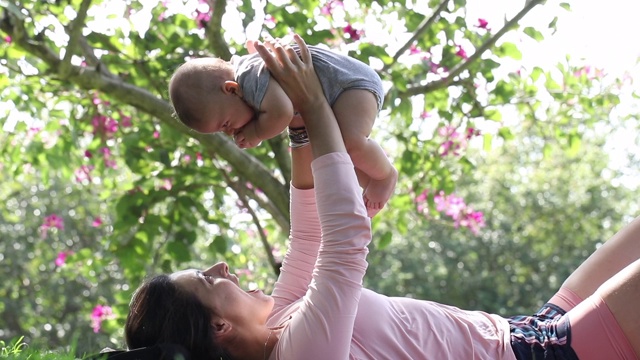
xmin=169 ymin=58 xmax=253 ymax=134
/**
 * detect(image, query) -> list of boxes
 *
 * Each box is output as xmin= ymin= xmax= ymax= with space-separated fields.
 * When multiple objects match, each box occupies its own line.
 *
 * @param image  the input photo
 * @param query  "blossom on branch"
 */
xmin=91 ymin=305 xmax=116 ymax=333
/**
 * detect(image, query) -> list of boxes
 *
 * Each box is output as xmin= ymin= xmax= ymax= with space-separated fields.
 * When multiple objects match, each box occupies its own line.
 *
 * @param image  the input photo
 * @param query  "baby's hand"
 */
xmin=234 ymin=122 xmax=262 ymax=149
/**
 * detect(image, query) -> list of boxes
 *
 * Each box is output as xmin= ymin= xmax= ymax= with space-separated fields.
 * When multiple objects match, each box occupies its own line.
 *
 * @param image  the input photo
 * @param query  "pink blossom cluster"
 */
xmin=2 ymin=35 xmax=10 ymax=44
xmin=343 ymin=24 xmax=363 ymax=41
xmin=320 ymin=0 xmax=343 ymax=15
xmin=476 ymin=18 xmax=489 ymax=30
xmin=91 ymin=304 xmax=116 ymax=333
xmin=438 ymin=126 xmax=481 ymax=157
xmin=55 ymin=251 xmax=68 ymax=266
xmin=77 ymin=94 xmax=133 ymax=181
xmin=573 ymin=66 xmax=604 ymax=80
xmin=42 ymin=214 xmax=64 ymax=231
xmin=416 ymin=190 xmax=486 ymax=235
xmin=408 ymin=44 xmax=449 ymax=77
xmin=194 ymin=0 xmax=211 ymax=29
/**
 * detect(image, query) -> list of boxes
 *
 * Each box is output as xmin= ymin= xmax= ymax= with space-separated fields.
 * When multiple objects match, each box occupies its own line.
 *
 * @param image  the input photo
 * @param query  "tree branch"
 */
xmin=60 ymin=0 xmax=92 ymax=78
xmin=218 ymin=166 xmax=281 ymax=275
xmin=423 ymin=0 xmax=545 ymax=91
xmin=383 ymin=0 xmax=450 ymax=74
xmin=0 ymin=8 xmax=290 ymax=228
xmin=268 ymin=135 xmax=292 ymax=186
xmin=392 ymin=0 xmax=545 ymax=103
xmin=206 ymin=0 xmax=232 ymax=60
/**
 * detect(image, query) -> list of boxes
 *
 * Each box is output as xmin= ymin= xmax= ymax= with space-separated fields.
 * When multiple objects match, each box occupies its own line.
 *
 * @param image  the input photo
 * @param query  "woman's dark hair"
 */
xmin=125 ymin=274 xmax=227 ymax=360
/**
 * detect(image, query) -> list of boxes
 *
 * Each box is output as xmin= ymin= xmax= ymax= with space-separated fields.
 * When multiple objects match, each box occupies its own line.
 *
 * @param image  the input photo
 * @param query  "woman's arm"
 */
xmin=256 ymin=35 xmax=371 ymax=359
xmin=270 ymin=125 xmax=323 ymax=311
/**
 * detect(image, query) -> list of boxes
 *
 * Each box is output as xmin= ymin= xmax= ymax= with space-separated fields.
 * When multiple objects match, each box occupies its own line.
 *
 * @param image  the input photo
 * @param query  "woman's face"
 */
xmin=170 ymin=262 xmax=274 ymax=328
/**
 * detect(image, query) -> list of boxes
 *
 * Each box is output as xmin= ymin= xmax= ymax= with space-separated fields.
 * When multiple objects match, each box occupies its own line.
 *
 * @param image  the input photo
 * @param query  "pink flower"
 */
xmin=42 ymin=214 xmax=64 ymax=231
xmin=104 ymin=159 xmax=117 ymax=169
xmin=100 ymin=147 xmax=111 ymax=157
xmin=183 ymin=154 xmax=192 ymax=164
xmin=465 ymin=127 xmax=481 ymax=140
xmin=55 ymin=251 xmax=69 ymax=267
xmin=437 ymin=126 xmax=472 ymax=157
xmin=160 ymin=179 xmax=172 ymax=191
xmin=194 ymin=3 xmax=211 ymax=29
xmin=91 ymin=305 xmax=116 ymax=333
xmin=343 ymin=24 xmax=363 ymax=41
xmin=236 ymin=268 xmax=253 ymax=277
xmin=409 ymin=44 xmax=421 ymax=55
xmin=430 ymin=191 xmax=486 ymax=234
xmin=84 ymin=150 xmax=93 ymax=158
xmin=455 ymin=45 xmax=468 ymax=59
xmin=420 ymin=111 xmax=431 ymax=120
xmin=434 ymin=191 xmax=466 ymax=220
xmin=92 ymin=217 xmax=103 ymax=227
xmin=3 ymin=35 xmax=11 ymax=44
xmin=321 ymin=0 xmax=344 ymax=15
xmin=196 ymin=152 xmax=203 ymax=161
xmin=476 ymin=18 xmax=489 ymax=29
xmin=74 ymin=165 xmax=94 ymax=183
xmin=92 ymin=115 xmax=118 ymax=137
xmin=104 ymin=117 xmax=119 ymax=133
xmin=120 ymin=115 xmax=132 ymax=127
xmin=153 ymin=130 xmax=160 ymax=139
xmin=264 ymin=15 xmax=276 ymax=28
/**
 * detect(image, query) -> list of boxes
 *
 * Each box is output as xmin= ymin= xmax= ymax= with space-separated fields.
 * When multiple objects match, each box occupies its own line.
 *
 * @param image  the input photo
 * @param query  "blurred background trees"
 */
xmin=1 ymin=0 xmax=638 ymax=355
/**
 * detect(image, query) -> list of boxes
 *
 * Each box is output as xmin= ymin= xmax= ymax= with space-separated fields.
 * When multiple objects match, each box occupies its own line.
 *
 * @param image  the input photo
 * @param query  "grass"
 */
xmin=0 ymin=337 xmax=106 ymax=360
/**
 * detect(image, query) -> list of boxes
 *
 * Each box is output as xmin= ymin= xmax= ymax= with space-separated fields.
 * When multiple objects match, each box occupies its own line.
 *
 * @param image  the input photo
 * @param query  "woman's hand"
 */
xmin=254 ymin=34 xmax=346 ymax=158
xmin=252 ymin=34 xmax=325 ymax=118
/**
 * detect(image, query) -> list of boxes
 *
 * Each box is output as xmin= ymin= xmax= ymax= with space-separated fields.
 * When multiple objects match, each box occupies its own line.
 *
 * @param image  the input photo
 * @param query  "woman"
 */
xmin=125 ymin=35 xmax=640 ymax=359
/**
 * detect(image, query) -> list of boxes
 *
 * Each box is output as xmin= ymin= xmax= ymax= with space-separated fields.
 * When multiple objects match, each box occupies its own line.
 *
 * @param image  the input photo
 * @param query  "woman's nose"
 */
xmin=206 ymin=262 xmax=229 ymax=277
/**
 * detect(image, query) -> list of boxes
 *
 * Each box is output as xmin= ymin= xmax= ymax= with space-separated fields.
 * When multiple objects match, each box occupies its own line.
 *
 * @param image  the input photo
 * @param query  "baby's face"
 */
xmin=195 ymin=95 xmax=255 ymax=135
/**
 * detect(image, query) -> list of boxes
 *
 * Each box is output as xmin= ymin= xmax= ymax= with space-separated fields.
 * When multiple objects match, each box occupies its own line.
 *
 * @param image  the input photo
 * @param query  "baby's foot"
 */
xmin=363 ymin=167 xmax=398 ymax=217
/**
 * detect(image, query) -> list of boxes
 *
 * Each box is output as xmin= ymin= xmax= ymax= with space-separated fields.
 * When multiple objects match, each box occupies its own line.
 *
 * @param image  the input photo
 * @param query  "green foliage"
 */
xmin=0 ymin=0 xmax=637 ymax=356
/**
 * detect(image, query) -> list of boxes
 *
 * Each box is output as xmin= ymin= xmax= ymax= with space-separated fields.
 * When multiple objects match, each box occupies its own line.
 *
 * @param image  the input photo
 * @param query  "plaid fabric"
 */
xmin=507 ymin=303 xmax=580 ymax=360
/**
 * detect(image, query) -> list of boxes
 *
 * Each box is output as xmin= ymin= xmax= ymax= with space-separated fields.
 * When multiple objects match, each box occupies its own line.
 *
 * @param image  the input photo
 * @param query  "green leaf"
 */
xmin=548 ymin=16 xmax=558 ymax=34
xmin=212 ymin=235 xmax=227 ymax=254
xmin=483 ymin=133 xmax=493 ymax=151
xmin=497 ymin=127 xmax=514 ymax=141
xmin=378 ymin=231 xmax=392 ymax=249
xmin=542 ymin=143 xmax=552 ymax=158
xmin=167 ymin=241 xmax=191 ymax=262
xmin=568 ymin=133 xmax=582 ymax=156
xmin=559 ymin=2 xmax=571 ymax=11
xmin=523 ymin=27 xmax=544 ymax=42
xmin=495 ymin=42 xmax=522 ymax=60
xmin=531 ymin=67 xmax=543 ymax=82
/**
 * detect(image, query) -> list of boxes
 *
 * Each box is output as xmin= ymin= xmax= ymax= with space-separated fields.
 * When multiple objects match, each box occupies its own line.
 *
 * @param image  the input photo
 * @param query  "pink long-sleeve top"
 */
xmin=267 ymin=152 xmax=517 ymax=360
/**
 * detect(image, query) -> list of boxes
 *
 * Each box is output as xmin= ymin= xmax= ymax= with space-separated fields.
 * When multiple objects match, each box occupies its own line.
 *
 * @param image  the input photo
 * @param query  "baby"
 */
xmin=169 ymin=41 xmax=397 ymax=217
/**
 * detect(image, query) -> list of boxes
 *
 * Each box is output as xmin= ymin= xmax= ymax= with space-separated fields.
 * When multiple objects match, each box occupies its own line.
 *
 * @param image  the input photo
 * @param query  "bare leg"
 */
xmin=560 ymin=216 xmax=640 ymax=301
xmin=567 ymin=259 xmax=640 ymax=358
xmin=332 ymin=89 xmax=398 ymax=217
xmin=595 ymin=259 xmax=640 ymax=356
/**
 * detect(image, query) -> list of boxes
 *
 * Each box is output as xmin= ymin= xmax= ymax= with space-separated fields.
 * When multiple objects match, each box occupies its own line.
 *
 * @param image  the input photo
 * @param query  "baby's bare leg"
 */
xmin=332 ymin=89 xmax=398 ymax=217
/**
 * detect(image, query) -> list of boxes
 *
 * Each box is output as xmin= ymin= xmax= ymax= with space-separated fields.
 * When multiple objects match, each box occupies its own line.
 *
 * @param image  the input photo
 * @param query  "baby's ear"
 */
xmin=223 ymin=81 xmax=242 ymax=96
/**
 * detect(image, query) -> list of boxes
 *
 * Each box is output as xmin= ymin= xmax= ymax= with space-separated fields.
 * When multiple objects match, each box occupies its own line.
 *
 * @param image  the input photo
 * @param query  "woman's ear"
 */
xmin=222 ymin=81 xmax=242 ymax=97
xmin=211 ymin=318 xmax=232 ymax=338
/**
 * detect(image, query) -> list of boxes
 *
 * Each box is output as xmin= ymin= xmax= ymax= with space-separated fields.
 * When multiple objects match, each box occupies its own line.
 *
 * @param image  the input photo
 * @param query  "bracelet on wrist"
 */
xmin=288 ymin=127 xmax=310 ymax=148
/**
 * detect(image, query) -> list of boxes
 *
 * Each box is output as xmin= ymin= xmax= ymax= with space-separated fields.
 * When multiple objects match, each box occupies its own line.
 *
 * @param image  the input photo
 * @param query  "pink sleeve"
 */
xmin=275 ymin=152 xmax=371 ymax=360
xmin=270 ymin=185 xmax=322 ymax=312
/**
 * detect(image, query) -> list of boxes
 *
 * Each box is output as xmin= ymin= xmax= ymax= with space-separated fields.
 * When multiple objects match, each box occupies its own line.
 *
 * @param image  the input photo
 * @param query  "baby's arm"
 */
xmin=234 ymin=79 xmax=294 ymax=148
